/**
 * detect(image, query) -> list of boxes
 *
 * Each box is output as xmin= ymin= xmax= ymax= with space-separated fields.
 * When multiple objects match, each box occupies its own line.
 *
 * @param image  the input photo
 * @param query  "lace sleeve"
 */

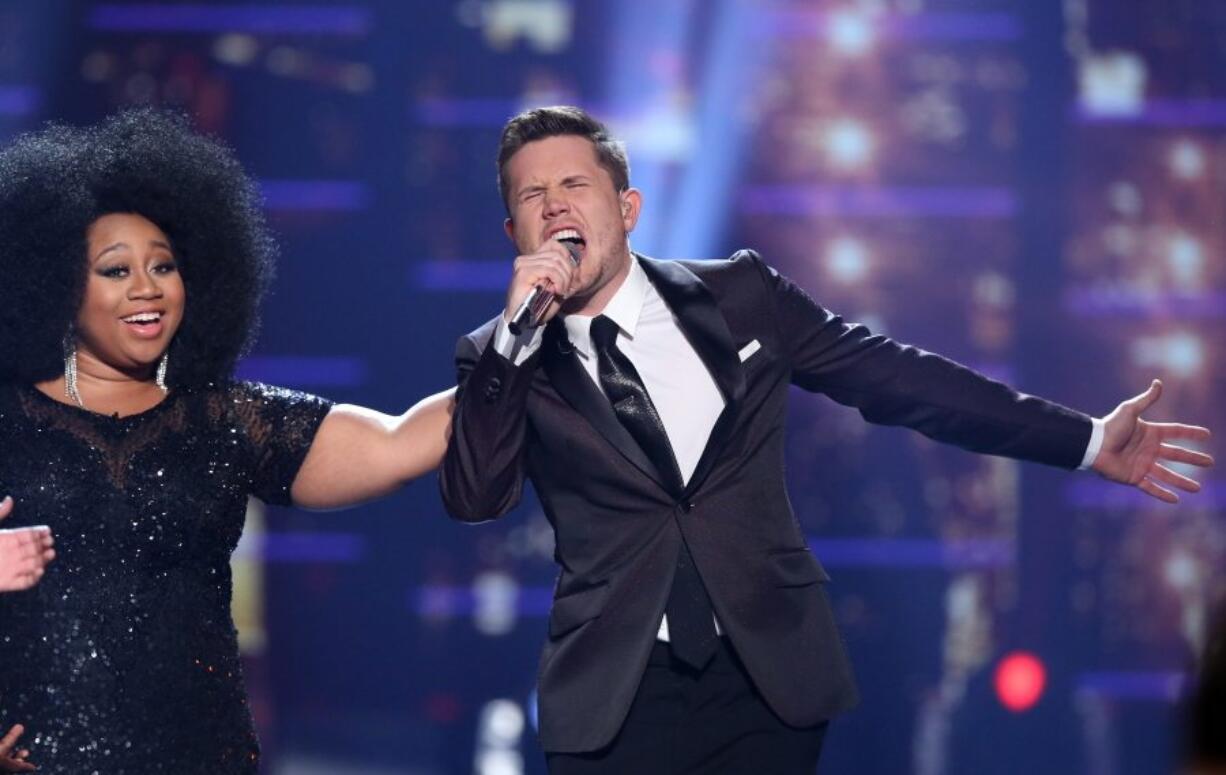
xmin=220 ymin=381 xmax=334 ymax=506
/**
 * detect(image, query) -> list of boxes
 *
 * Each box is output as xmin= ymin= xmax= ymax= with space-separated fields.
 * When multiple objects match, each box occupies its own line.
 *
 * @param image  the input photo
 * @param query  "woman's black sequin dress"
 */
xmin=0 ymin=381 xmax=331 ymax=773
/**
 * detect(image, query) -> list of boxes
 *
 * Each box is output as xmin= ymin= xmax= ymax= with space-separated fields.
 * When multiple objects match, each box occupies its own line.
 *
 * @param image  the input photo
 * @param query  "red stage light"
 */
xmin=994 ymin=651 xmax=1046 ymax=712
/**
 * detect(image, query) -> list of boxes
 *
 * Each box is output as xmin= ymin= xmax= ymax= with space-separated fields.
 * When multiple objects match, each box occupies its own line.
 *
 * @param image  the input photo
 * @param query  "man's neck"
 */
xmin=564 ymin=250 xmax=634 ymax=319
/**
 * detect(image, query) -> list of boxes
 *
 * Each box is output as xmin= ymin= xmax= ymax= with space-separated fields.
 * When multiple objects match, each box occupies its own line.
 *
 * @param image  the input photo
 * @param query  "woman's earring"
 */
xmin=156 ymin=352 xmax=169 ymax=393
xmin=63 ymin=335 xmax=84 ymax=408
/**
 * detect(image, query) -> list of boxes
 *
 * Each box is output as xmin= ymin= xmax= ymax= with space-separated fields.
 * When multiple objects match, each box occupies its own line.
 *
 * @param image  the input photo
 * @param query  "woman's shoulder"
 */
xmin=193 ymin=379 xmax=332 ymax=433
xmin=203 ymin=380 xmax=331 ymax=409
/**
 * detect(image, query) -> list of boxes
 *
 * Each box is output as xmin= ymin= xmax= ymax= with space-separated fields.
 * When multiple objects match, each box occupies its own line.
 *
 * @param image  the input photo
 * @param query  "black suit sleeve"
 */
xmin=439 ymin=322 xmax=539 ymax=522
xmin=743 ymin=251 xmax=1092 ymax=469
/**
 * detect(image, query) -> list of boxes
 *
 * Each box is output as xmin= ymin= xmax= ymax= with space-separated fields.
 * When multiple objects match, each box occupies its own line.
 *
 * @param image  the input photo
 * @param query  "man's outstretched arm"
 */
xmin=746 ymin=251 xmax=1213 ymax=495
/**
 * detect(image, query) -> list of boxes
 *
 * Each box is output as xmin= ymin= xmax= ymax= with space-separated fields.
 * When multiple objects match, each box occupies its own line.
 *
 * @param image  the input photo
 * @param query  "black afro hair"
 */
xmin=0 ymin=108 xmax=275 ymax=387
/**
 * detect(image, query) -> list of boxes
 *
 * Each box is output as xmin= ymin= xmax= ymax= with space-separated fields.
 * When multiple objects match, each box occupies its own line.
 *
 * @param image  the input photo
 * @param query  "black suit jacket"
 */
xmin=441 ymin=251 xmax=1091 ymax=753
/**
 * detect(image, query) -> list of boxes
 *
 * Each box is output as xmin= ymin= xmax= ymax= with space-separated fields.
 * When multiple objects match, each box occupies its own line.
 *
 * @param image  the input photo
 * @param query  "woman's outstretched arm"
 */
xmin=290 ymin=388 xmax=456 ymax=510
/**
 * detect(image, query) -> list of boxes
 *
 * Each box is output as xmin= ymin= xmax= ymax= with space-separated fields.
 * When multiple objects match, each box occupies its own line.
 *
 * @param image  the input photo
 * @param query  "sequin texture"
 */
xmin=0 ymin=381 xmax=332 ymax=773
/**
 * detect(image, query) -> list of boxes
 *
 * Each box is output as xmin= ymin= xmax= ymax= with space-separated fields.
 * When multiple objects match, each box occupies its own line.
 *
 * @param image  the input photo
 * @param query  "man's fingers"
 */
xmin=0 ymin=495 xmax=11 ymax=520
xmin=1154 ymin=423 xmax=1212 ymax=443
xmin=1138 ymin=477 xmax=1179 ymax=504
xmin=517 ymin=257 xmax=574 ymax=297
xmin=1160 ymin=443 xmax=1215 ymax=468
xmin=1151 ymin=463 xmax=1201 ymax=493
xmin=1127 ymin=379 xmax=1163 ymax=414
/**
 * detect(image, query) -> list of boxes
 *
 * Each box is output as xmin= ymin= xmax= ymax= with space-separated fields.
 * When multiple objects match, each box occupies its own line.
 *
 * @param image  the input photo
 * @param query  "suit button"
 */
xmin=679 ymin=501 xmax=695 ymax=513
xmin=484 ymin=380 xmax=502 ymax=402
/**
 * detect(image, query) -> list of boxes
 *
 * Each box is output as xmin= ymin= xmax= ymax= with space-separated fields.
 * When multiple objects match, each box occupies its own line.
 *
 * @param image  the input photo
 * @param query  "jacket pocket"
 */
xmin=769 ymin=548 xmax=832 ymax=587
xmin=548 ymin=581 xmax=611 ymax=638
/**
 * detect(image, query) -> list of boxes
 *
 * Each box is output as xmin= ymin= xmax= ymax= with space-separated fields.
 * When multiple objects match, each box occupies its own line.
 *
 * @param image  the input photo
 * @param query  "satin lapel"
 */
xmin=637 ymin=256 xmax=745 ymax=496
xmin=540 ymin=318 xmax=670 ymax=490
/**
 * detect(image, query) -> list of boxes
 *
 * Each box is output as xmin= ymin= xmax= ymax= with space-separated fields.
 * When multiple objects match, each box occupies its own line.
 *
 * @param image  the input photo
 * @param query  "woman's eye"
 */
xmin=153 ymin=261 xmax=178 ymax=274
xmin=99 ymin=266 xmax=128 ymax=278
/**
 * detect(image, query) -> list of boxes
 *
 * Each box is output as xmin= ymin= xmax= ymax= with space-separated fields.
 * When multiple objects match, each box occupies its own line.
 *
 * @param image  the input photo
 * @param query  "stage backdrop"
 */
xmin=0 ymin=1 xmax=1220 ymax=773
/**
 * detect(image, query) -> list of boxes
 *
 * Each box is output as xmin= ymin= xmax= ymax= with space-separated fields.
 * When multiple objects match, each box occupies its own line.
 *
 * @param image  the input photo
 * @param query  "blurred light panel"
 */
xmin=808 ymin=538 xmax=1015 ymax=570
xmin=1131 ymin=331 xmax=1204 ymax=377
xmin=602 ymin=0 xmax=697 ymax=257
xmin=825 ymin=237 xmax=871 ymax=283
xmin=828 ymin=10 xmax=875 ymax=56
xmin=473 ymin=571 xmax=520 ymax=636
xmin=1163 ymin=550 xmax=1200 ymax=591
xmin=743 ymin=185 xmax=1018 ymax=218
xmin=664 ymin=0 xmax=765 ymax=261
xmin=823 ymin=119 xmax=876 ymax=170
xmin=237 ymin=356 xmax=369 ymax=388
xmin=258 ymin=180 xmax=371 ymax=212
xmin=1076 ymin=671 xmax=1187 ymax=702
xmin=760 ymin=10 xmax=1022 ymax=42
xmin=231 ymin=532 xmax=366 ymax=563
xmin=213 ymin=33 xmax=260 ymax=66
xmin=411 ymin=260 xmax=509 ymax=291
xmin=1077 ymin=52 xmax=1147 ymax=116
xmin=410 ymin=585 xmax=553 ymax=620
xmin=1166 ymin=233 xmax=1205 ymax=288
xmin=0 ymin=86 xmax=41 ymax=116
xmin=1063 ymin=287 xmax=1226 ymax=319
xmin=88 ymin=4 xmax=372 ymax=34
xmin=1076 ymin=98 xmax=1226 ymax=127
xmin=1168 ymin=139 xmax=1207 ymax=180
xmin=1066 ymin=479 xmax=1226 ymax=509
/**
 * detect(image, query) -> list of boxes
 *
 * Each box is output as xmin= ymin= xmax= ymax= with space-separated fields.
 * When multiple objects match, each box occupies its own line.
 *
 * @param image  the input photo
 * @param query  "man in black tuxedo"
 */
xmin=440 ymin=106 xmax=1212 ymax=773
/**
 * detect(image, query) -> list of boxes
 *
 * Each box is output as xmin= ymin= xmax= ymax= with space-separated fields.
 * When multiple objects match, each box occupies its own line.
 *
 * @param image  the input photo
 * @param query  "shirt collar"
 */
xmin=564 ymin=254 xmax=649 ymax=359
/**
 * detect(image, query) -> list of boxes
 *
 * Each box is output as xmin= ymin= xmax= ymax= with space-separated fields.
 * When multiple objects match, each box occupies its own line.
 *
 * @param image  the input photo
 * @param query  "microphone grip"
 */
xmin=507 ymin=242 xmax=579 ymax=336
xmin=508 ymin=285 xmax=554 ymax=336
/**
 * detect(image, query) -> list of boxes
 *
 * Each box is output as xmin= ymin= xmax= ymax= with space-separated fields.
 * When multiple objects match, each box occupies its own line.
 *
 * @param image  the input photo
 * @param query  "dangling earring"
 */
xmin=63 ymin=335 xmax=85 ymax=408
xmin=155 ymin=351 xmax=169 ymax=394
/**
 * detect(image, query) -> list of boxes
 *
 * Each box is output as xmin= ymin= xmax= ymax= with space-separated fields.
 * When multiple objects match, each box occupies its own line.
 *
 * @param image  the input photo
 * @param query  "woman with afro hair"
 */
xmin=0 ymin=109 xmax=455 ymax=773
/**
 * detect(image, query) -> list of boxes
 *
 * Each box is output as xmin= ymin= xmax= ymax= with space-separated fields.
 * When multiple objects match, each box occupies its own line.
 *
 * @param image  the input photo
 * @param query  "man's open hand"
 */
xmin=1092 ymin=380 xmax=1214 ymax=503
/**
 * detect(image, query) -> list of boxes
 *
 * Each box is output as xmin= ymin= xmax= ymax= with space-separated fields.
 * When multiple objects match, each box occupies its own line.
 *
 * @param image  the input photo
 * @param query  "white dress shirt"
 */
xmin=493 ymin=256 xmax=1105 ymax=641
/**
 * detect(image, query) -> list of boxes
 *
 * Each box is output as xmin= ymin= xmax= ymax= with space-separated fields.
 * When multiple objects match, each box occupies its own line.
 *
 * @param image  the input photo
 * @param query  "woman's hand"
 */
xmin=0 ymin=724 xmax=36 ymax=772
xmin=0 ymin=497 xmax=55 ymax=592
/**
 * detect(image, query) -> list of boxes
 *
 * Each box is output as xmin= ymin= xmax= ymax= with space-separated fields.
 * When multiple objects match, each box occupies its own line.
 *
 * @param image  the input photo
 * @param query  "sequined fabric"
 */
xmin=0 ymin=381 xmax=332 ymax=774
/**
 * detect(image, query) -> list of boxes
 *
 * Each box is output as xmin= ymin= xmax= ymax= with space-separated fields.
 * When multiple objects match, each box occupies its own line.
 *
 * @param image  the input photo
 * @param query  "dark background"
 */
xmin=1 ymin=1 xmax=1222 ymax=773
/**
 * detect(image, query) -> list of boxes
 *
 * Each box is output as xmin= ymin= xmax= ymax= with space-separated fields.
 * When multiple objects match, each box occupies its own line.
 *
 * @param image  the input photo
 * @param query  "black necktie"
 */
xmin=589 ymin=315 xmax=718 ymax=669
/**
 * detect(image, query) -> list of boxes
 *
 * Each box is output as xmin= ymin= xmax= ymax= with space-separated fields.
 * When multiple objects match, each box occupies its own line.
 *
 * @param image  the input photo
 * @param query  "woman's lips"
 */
xmin=121 ymin=313 xmax=165 ymax=339
xmin=125 ymin=320 xmax=163 ymax=339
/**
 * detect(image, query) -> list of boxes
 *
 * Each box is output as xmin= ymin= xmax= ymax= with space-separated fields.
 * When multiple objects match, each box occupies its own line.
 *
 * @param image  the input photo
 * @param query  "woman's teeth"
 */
xmin=122 ymin=313 xmax=161 ymax=324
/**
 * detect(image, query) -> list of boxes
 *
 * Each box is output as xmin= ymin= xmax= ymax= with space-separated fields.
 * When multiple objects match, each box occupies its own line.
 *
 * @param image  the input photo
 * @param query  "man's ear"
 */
xmin=504 ymin=217 xmax=515 ymax=242
xmin=621 ymin=188 xmax=643 ymax=232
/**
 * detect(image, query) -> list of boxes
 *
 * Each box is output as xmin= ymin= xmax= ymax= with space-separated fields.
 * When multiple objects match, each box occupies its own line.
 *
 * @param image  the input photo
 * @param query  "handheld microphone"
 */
xmin=508 ymin=241 xmax=580 ymax=335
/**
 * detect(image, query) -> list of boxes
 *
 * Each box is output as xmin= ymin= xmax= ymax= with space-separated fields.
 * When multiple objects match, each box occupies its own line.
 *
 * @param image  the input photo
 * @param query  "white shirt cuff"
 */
xmin=492 ymin=314 xmax=544 ymax=366
xmin=1079 ymin=417 xmax=1105 ymax=470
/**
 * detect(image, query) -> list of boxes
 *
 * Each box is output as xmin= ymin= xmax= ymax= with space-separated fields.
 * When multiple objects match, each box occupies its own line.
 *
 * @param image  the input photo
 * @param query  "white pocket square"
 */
xmin=738 ymin=339 xmax=761 ymax=362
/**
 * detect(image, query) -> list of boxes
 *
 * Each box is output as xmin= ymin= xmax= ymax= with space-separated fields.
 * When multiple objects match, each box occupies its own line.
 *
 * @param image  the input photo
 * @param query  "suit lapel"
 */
xmin=541 ymin=318 xmax=670 ymax=491
xmin=637 ymin=256 xmax=745 ymax=496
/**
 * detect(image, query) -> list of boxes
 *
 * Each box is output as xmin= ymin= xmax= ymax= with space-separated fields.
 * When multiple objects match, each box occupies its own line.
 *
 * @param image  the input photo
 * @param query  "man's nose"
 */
xmin=542 ymin=189 xmax=570 ymax=217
